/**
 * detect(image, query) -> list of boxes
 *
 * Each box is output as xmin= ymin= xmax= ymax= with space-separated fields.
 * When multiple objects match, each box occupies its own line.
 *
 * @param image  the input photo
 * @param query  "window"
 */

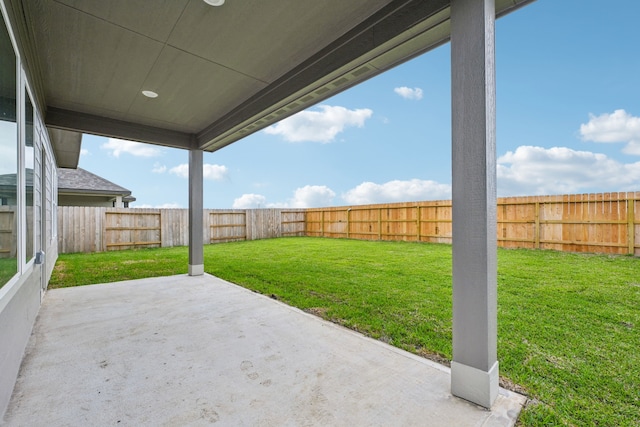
xmin=25 ymin=89 xmax=34 ymax=263
xmin=0 ymin=14 xmax=17 ymax=287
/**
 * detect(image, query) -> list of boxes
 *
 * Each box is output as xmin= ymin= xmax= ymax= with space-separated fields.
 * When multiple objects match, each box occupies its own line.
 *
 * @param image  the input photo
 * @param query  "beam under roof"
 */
xmin=46 ymin=107 xmax=195 ymax=151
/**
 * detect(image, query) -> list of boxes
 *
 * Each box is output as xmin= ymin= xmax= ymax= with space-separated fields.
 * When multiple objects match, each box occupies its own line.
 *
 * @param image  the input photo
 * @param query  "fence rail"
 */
xmin=57 ymin=192 xmax=639 ymax=256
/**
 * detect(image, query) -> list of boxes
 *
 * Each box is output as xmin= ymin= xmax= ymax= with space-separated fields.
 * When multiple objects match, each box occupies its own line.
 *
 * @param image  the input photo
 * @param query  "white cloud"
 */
xmin=264 ymin=105 xmax=373 ymax=143
xmin=204 ymin=164 xmax=229 ymax=181
xmin=169 ymin=163 xmax=229 ymax=181
xmin=101 ymin=138 xmax=162 ymax=158
xmin=497 ymin=145 xmax=640 ymax=196
xmin=287 ymin=185 xmax=336 ymax=208
xmin=624 ymin=142 xmax=640 ymax=155
xmin=580 ymin=109 xmax=640 ymax=155
xmin=232 ymin=186 xmax=336 ymax=209
xmin=232 ymin=193 xmax=267 ymax=209
xmin=169 ymin=164 xmax=189 ymax=178
xmin=80 ymin=148 xmax=90 ymax=156
xmin=151 ymin=162 xmax=167 ymax=173
xmin=342 ymin=179 xmax=451 ymax=205
xmin=394 ymin=86 xmax=423 ymax=100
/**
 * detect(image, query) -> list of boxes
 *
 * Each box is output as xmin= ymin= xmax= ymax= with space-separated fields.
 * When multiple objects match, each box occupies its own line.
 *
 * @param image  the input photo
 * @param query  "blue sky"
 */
xmin=78 ymin=0 xmax=640 ymax=209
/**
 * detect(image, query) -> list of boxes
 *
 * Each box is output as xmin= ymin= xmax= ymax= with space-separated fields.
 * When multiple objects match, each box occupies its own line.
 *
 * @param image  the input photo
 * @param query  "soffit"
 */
xmin=12 ymin=0 xmax=534 ymax=165
xmin=24 ymin=0 xmax=389 ymax=138
xmin=48 ymin=128 xmax=81 ymax=169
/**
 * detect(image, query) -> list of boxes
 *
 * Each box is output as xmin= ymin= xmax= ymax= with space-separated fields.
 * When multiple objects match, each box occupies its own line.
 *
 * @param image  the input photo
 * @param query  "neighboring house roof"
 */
xmin=57 ymin=168 xmax=135 ymax=202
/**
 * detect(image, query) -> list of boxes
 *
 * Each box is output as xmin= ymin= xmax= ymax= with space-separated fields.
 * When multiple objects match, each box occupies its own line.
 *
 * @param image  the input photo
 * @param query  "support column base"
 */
xmin=451 ymin=360 xmax=499 ymax=408
xmin=188 ymin=264 xmax=204 ymax=276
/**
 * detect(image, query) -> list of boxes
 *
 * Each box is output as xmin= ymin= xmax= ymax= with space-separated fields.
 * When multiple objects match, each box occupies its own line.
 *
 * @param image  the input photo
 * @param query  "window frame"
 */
xmin=0 ymin=0 xmax=42 ymax=302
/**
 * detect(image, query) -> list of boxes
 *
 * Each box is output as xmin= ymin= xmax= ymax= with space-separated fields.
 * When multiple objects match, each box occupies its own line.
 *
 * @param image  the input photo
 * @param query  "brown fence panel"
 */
xmin=381 ymin=205 xmax=417 ymax=242
xmin=538 ymin=195 xmax=564 ymax=252
xmin=349 ymin=206 xmax=381 ymax=240
xmin=302 ymin=192 xmax=639 ymax=256
xmin=498 ymin=196 xmax=536 ymax=249
xmin=419 ymin=201 xmax=452 ymax=244
xmin=304 ymin=210 xmax=324 ymax=237
xmin=628 ymin=193 xmax=640 ymax=256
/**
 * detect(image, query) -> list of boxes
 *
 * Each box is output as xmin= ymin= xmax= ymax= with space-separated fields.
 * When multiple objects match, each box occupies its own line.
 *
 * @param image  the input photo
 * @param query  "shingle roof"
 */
xmin=57 ymin=168 xmax=132 ymax=196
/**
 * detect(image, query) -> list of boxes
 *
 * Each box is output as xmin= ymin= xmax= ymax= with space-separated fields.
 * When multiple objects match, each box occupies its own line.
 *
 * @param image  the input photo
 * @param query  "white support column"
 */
xmin=188 ymin=149 xmax=204 ymax=276
xmin=450 ymin=0 xmax=498 ymax=408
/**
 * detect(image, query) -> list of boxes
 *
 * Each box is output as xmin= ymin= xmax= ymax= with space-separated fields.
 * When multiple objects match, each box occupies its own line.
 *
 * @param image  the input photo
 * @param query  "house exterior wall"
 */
xmin=0 ymin=0 xmax=59 ymax=417
xmin=0 ymin=268 xmax=42 ymax=415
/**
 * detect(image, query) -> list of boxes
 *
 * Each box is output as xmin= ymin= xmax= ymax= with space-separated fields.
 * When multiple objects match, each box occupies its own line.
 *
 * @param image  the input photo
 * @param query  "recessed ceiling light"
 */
xmin=142 ymin=90 xmax=158 ymax=98
xmin=204 ymin=0 xmax=225 ymax=6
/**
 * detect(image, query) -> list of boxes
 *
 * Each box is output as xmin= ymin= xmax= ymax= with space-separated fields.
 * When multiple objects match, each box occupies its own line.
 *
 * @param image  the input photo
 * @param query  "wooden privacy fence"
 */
xmin=305 ymin=192 xmax=640 ymax=256
xmin=57 ymin=192 xmax=639 ymax=256
xmin=57 ymin=207 xmax=305 ymax=254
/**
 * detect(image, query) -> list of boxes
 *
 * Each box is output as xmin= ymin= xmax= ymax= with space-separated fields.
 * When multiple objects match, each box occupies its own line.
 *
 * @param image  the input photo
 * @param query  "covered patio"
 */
xmin=3 ymin=274 xmax=525 ymax=426
xmin=1 ymin=0 xmax=535 ymax=420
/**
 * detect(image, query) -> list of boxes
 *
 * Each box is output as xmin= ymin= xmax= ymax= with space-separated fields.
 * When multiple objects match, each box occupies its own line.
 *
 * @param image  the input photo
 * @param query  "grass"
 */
xmin=50 ymin=247 xmax=188 ymax=287
xmin=0 ymin=257 xmax=18 ymax=289
xmin=50 ymin=237 xmax=640 ymax=426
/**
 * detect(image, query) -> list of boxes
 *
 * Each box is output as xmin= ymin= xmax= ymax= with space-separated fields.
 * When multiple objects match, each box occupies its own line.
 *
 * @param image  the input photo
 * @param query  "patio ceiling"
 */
xmin=6 ymin=0 xmax=532 ymax=167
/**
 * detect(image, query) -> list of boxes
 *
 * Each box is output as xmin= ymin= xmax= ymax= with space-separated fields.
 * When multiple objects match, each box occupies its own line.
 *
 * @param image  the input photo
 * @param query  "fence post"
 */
xmin=534 ymin=201 xmax=540 ymax=249
xmin=378 ymin=208 xmax=382 ymax=240
xmin=244 ymin=210 xmax=249 ymax=241
xmin=346 ymin=208 xmax=351 ymax=239
xmin=321 ymin=210 xmax=325 ymax=237
xmin=159 ymin=210 xmax=163 ymax=248
xmin=628 ymin=197 xmax=636 ymax=255
xmin=416 ymin=206 xmax=421 ymax=241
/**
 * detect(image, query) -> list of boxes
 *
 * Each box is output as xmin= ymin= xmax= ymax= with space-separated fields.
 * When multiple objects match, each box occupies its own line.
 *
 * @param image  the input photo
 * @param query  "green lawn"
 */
xmin=51 ymin=237 xmax=640 ymax=426
xmin=0 ymin=257 xmax=17 ymax=288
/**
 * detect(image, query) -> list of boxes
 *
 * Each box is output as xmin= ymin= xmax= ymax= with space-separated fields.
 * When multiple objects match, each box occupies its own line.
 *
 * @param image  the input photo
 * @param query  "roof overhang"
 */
xmin=47 ymin=128 xmax=83 ymax=169
xmin=5 ymin=0 xmax=534 ymax=168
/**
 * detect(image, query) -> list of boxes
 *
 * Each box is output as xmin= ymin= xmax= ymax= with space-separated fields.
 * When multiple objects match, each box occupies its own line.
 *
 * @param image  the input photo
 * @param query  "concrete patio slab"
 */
xmin=3 ymin=274 xmax=526 ymax=426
